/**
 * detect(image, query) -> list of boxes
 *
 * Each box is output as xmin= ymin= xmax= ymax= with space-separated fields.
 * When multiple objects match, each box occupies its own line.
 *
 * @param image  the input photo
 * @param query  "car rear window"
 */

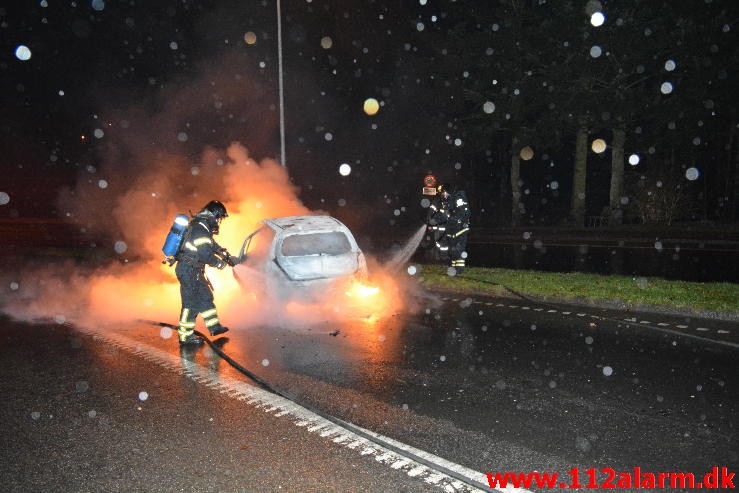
xmin=281 ymin=232 xmax=352 ymax=256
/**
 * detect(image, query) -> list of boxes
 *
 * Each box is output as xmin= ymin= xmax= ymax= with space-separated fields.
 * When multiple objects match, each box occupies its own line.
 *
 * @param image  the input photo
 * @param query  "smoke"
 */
xmin=1 ymin=56 xmax=423 ymax=333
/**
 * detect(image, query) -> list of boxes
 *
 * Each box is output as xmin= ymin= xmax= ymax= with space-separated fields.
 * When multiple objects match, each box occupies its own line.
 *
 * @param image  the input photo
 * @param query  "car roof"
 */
xmin=262 ymin=215 xmax=346 ymax=233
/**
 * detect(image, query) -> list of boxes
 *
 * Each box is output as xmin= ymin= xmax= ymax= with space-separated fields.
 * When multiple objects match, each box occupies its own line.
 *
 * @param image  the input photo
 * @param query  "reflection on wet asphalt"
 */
xmin=124 ymin=292 xmax=738 ymax=477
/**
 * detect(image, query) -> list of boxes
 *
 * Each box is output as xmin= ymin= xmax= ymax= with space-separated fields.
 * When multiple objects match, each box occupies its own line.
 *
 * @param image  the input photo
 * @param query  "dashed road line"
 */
xmin=440 ymin=296 xmax=737 ymax=349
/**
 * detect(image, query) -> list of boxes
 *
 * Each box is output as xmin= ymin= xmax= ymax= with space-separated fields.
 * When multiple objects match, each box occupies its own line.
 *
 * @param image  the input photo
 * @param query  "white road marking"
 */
xmin=76 ymin=326 xmax=506 ymax=493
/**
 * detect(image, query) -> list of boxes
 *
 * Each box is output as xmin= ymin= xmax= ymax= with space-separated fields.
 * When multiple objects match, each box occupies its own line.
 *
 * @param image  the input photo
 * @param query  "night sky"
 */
xmin=1 ymin=1 xmax=443 ymax=227
xmin=1 ymin=1 xmax=737 ymax=235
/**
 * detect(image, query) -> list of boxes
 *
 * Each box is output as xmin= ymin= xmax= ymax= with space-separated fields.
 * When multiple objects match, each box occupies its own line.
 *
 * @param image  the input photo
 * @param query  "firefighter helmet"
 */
xmin=199 ymin=200 xmax=228 ymax=219
xmin=196 ymin=200 xmax=228 ymax=234
xmin=436 ymin=183 xmax=451 ymax=196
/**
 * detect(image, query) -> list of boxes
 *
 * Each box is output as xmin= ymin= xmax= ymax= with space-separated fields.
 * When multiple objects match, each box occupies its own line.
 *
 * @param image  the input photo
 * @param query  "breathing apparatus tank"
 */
xmin=162 ymin=214 xmax=190 ymax=264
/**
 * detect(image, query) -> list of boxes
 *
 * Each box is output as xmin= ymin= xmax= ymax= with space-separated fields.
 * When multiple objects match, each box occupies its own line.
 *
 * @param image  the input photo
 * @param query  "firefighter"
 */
xmin=427 ymin=183 xmax=470 ymax=274
xmin=174 ymin=200 xmax=233 ymax=346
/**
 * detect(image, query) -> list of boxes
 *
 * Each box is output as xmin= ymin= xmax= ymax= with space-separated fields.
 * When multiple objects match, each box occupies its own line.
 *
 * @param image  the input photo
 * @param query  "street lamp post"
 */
xmin=277 ymin=0 xmax=286 ymax=167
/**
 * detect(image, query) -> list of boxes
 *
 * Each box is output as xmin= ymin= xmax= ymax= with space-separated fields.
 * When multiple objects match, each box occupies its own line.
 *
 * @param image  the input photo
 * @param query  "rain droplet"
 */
xmin=114 ymin=241 xmax=127 ymax=254
xmin=138 ymin=391 xmax=149 ymax=401
xmin=407 ymin=265 xmax=417 ymax=275
xmin=0 ymin=192 xmax=9 ymax=205
xmin=15 ymin=45 xmax=32 ymax=61
xmin=339 ymin=163 xmax=351 ymax=176
xmin=244 ymin=31 xmax=257 ymax=45
xmin=685 ymin=167 xmax=700 ymax=181
xmin=602 ymin=366 xmax=613 ymax=376
xmin=261 ymin=359 xmax=270 ymax=367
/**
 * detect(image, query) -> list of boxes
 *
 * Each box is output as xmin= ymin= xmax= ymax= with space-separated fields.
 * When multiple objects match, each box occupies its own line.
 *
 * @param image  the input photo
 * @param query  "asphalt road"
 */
xmin=1 ymin=286 xmax=737 ymax=492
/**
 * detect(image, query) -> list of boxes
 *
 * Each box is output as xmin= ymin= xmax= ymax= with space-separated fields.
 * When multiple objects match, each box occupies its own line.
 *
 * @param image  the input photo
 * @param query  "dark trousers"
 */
xmin=175 ymin=262 xmax=223 ymax=338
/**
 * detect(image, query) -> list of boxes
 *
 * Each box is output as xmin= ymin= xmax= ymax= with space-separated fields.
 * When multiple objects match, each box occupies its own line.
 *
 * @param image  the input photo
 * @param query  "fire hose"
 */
xmin=142 ymin=320 xmax=492 ymax=492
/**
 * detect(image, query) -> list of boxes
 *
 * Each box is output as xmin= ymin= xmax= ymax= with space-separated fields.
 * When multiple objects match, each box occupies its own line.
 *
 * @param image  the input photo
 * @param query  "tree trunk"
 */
xmin=510 ymin=135 xmax=522 ymax=227
xmin=609 ymin=127 xmax=626 ymax=225
xmin=570 ymin=124 xmax=588 ymax=226
xmin=729 ymin=112 xmax=738 ymax=220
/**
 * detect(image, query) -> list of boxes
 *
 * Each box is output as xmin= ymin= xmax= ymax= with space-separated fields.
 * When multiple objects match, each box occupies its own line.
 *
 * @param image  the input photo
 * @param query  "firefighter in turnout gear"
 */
xmin=427 ymin=183 xmax=471 ymax=274
xmin=174 ymin=200 xmax=233 ymax=346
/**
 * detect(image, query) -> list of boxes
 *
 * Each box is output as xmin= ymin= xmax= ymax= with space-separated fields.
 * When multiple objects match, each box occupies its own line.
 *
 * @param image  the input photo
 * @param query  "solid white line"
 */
xmin=75 ymin=326 xmax=518 ymax=493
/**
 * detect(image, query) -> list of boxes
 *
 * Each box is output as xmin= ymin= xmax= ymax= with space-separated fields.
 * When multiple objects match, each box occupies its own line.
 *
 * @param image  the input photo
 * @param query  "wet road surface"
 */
xmin=1 ymin=286 xmax=737 ymax=492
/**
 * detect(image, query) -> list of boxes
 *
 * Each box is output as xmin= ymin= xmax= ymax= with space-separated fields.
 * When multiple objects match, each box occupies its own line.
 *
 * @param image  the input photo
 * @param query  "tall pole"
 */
xmin=277 ymin=0 xmax=286 ymax=167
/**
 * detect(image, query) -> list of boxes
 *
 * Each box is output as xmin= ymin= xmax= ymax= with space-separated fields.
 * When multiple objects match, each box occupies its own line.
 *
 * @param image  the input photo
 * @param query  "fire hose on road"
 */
xmin=140 ymin=320 xmax=494 ymax=492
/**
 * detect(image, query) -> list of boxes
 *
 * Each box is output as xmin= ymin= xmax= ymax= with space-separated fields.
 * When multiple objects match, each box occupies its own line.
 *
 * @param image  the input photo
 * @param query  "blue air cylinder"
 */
xmin=162 ymin=214 xmax=190 ymax=257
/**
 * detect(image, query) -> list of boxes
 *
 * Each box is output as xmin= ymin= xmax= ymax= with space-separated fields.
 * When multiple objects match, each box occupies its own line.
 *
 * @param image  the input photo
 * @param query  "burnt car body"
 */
xmin=232 ymin=215 xmax=368 ymax=302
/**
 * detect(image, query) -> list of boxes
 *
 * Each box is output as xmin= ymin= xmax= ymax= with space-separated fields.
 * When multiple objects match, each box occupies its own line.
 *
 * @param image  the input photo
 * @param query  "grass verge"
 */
xmin=415 ymin=264 xmax=739 ymax=315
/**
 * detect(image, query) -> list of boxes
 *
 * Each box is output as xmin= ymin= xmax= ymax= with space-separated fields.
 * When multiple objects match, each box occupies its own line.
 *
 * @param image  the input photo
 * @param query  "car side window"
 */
xmin=281 ymin=232 xmax=352 ymax=256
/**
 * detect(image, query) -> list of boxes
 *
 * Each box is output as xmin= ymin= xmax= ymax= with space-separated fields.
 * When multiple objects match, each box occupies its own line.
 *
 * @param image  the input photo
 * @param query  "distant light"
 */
xmin=590 ymin=11 xmax=605 ymax=27
xmin=339 ymin=163 xmax=351 ymax=176
xmin=14 ymin=45 xmax=32 ymax=61
xmin=363 ymin=97 xmax=380 ymax=115
xmin=664 ymin=59 xmax=676 ymax=71
xmin=520 ymin=146 xmax=534 ymax=161
xmin=483 ymin=101 xmax=496 ymax=114
xmin=244 ymin=31 xmax=257 ymax=45
xmin=591 ymin=138 xmax=607 ymax=153
xmin=320 ymin=36 xmax=333 ymax=49
xmin=629 ymin=154 xmax=640 ymax=165
xmin=660 ymin=82 xmax=673 ymax=94
xmin=590 ymin=45 xmax=603 ymax=58
xmin=685 ymin=167 xmax=700 ymax=181
xmin=0 ymin=192 xmax=9 ymax=205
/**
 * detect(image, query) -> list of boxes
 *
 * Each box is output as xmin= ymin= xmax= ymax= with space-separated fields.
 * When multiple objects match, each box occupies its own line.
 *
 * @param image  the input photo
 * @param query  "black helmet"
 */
xmin=199 ymin=200 xmax=228 ymax=219
xmin=436 ymin=183 xmax=451 ymax=196
xmin=196 ymin=200 xmax=228 ymax=233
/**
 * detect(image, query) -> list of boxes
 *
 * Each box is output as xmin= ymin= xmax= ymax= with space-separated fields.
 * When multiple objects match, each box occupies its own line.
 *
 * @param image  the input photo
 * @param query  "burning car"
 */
xmin=232 ymin=215 xmax=369 ymax=303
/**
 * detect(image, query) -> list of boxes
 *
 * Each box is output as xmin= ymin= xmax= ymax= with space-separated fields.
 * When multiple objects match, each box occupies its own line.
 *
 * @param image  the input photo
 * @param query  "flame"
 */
xmin=345 ymin=281 xmax=380 ymax=298
xmin=4 ymin=143 xmax=416 ymax=334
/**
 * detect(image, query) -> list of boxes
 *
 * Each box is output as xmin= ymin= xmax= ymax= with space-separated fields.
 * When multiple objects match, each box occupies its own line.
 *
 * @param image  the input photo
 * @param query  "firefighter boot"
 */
xmin=209 ymin=325 xmax=229 ymax=337
xmin=178 ymin=328 xmax=203 ymax=346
